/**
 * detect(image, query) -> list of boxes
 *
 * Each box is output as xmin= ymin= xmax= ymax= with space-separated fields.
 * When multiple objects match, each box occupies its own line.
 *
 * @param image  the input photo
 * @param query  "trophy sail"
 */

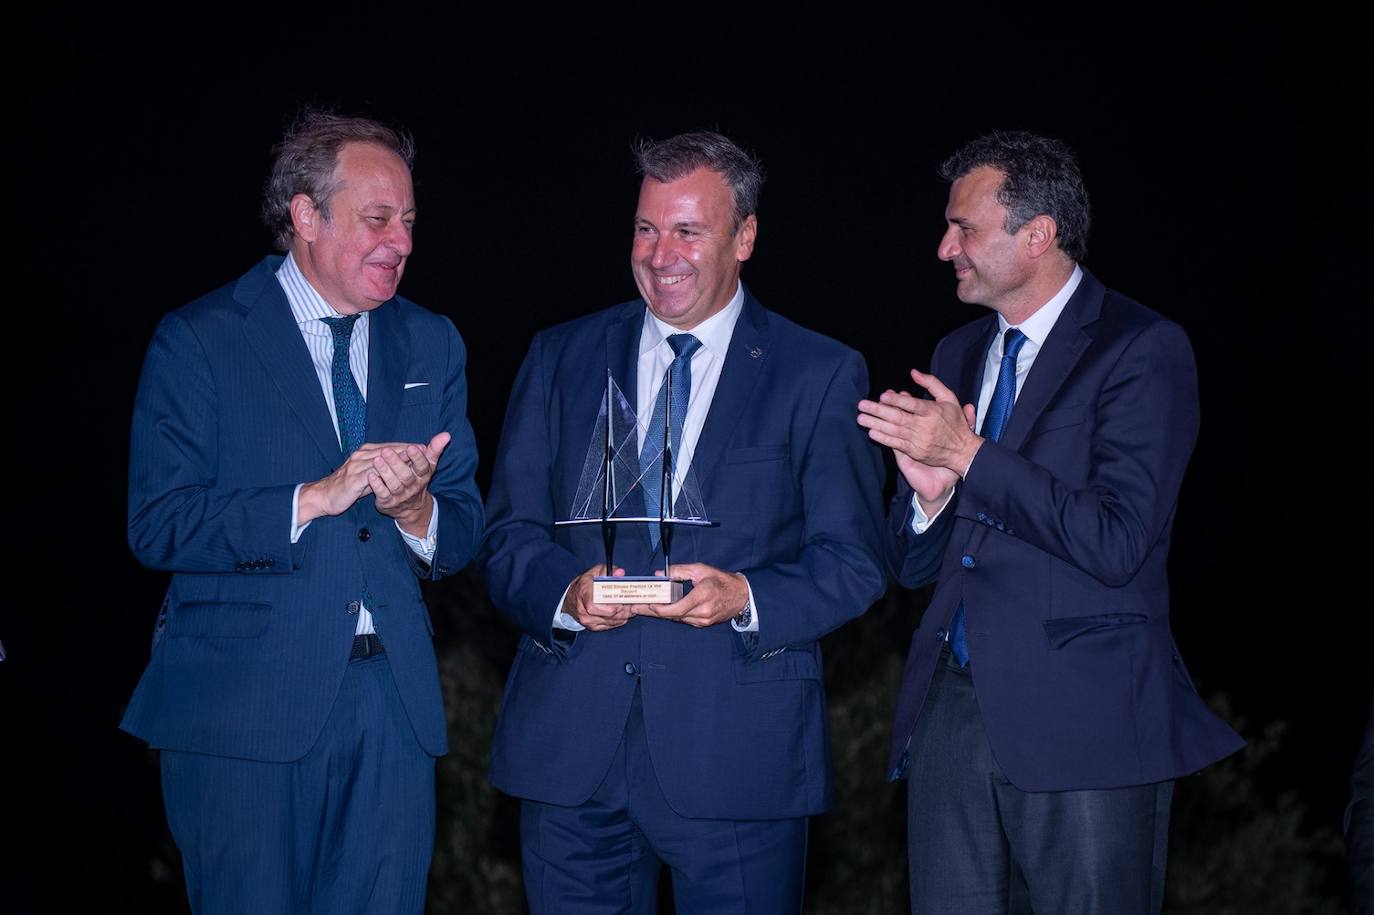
xmin=565 ymin=371 xmax=643 ymax=526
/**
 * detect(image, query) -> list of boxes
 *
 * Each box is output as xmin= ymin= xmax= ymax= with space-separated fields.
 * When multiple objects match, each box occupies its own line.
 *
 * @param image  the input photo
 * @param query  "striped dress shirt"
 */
xmin=277 ymin=253 xmax=438 ymax=635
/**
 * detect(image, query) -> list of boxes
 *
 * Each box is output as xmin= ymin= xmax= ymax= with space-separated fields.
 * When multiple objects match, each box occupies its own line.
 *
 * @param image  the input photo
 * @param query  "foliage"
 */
xmin=143 ymin=578 xmax=1347 ymax=912
xmin=1165 ymin=697 xmax=1344 ymax=914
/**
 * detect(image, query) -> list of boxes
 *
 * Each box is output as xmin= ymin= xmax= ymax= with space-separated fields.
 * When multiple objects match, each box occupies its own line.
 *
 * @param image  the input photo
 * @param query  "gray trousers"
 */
xmin=905 ymin=646 xmax=1172 ymax=914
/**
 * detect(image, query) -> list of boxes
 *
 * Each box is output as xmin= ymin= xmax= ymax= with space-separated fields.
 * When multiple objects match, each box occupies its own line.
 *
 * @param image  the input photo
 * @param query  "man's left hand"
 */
xmin=633 ymin=563 xmax=749 ymax=628
xmin=371 ymin=431 xmax=451 ymax=537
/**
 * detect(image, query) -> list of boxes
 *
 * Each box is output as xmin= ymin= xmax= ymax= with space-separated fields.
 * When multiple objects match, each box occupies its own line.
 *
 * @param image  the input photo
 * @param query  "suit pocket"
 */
xmin=1038 ymin=610 xmax=1148 ymax=645
xmin=1042 ymin=612 xmax=1147 ymax=649
xmin=166 ymin=601 xmax=271 ymax=639
xmin=402 ymin=384 xmax=440 ymax=406
xmin=1028 ymin=404 xmax=1087 ymax=439
xmin=733 ymin=646 xmax=820 ymax=683
xmin=726 ymin=444 xmax=788 ymax=464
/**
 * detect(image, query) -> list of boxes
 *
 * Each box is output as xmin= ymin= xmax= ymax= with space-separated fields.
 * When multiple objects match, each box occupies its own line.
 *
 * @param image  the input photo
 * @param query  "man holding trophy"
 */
xmin=481 ymin=131 xmax=885 ymax=913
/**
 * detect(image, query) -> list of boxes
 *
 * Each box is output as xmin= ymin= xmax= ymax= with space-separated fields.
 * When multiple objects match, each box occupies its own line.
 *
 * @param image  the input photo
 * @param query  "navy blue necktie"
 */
xmin=322 ymin=315 xmax=366 ymax=455
xmin=641 ymin=333 xmax=701 ymax=552
xmin=949 ymin=328 xmax=1028 ymax=666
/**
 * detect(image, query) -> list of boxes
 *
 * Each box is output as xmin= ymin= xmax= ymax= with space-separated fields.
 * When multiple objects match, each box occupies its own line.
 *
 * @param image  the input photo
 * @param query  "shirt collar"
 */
xmin=640 ymin=281 xmax=745 ymax=357
xmin=996 ymin=265 xmax=1082 ymax=353
xmin=277 ymin=251 xmax=359 ymax=325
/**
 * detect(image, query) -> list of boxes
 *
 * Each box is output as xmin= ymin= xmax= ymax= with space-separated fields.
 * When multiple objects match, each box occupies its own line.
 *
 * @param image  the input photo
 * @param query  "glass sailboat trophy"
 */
xmin=555 ymin=368 xmax=714 ymax=603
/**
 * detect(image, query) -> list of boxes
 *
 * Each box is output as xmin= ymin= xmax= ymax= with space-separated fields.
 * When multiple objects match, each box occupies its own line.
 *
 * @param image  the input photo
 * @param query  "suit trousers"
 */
xmin=519 ymin=685 xmax=808 ymax=915
xmin=160 ymin=653 xmax=436 ymax=915
xmin=906 ymin=646 xmax=1172 ymax=914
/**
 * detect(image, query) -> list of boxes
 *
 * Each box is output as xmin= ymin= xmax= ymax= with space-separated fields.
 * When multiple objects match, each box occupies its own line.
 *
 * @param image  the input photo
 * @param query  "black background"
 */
xmin=10 ymin=8 xmax=1368 ymax=910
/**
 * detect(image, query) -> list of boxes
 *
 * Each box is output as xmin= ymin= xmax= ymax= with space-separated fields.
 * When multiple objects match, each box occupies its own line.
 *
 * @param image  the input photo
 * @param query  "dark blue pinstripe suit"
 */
xmin=122 ymin=256 xmax=483 ymax=909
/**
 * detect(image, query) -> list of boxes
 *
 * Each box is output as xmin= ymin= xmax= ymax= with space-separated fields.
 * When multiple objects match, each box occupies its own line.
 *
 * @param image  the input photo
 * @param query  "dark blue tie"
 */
xmin=322 ymin=315 xmax=366 ymax=455
xmin=641 ymin=333 xmax=701 ymax=552
xmin=949 ymin=328 xmax=1028 ymax=666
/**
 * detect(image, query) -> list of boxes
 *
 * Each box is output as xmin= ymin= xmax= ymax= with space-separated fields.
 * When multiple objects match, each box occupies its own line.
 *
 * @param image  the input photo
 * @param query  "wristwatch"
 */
xmin=733 ymin=574 xmax=752 ymax=629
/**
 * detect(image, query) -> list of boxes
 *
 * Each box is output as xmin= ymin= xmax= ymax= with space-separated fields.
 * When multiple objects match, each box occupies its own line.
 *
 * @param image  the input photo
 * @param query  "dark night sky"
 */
xmin=10 ymin=8 xmax=1368 ymax=909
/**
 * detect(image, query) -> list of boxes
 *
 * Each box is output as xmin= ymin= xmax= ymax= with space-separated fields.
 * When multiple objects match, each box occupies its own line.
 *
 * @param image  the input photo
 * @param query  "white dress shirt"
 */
xmin=911 ymin=266 xmax=1083 ymax=531
xmin=277 ymin=252 xmax=439 ymax=635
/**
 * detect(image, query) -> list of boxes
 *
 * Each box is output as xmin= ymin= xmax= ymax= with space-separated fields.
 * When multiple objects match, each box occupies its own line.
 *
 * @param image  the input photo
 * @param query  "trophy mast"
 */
xmin=600 ymin=369 xmax=616 ymax=574
xmin=659 ymin=363 xmax=675 ymax=578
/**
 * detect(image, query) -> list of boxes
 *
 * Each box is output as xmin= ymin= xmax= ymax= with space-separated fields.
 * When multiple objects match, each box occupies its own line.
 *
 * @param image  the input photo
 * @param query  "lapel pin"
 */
xmin=749 ymin=346 xmax=763 ymax=359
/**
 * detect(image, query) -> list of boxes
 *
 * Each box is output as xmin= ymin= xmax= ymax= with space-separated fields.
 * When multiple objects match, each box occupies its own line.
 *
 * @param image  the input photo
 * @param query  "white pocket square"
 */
xmin=404 ymin=382 xmax=430 ymax=389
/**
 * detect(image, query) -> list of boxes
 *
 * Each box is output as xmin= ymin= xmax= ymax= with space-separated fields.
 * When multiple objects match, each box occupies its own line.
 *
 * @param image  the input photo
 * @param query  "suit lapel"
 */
xmin=952 ymin=321 xmax=998 ymax=549
xmin=238 ymin=260 xmax=343 ymax=465
xmin=958 ymin=319 xmax=999 ymax=406
xmin=667 ymin=291 xmax=769 ymax=562
xmin=998 ymin=271 xmax=1103 ymax=453
xmin=364 ymin=300 xmax=406 ymax=446
xmin=604 ymin=304 xmax=652 ymax=558
xmin=605 ymin=303 xmax=642 ymax=405
xmin=691 ymin=290 xmax=770 ymax=494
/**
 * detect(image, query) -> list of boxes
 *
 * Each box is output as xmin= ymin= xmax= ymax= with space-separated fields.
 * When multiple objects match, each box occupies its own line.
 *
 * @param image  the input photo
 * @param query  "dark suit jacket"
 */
xmin=481 ymin=290 xmax=885 ymax=820
xmin=887 ymin=269 xmax=1243 ymax=791
xmin=122 ymin=256 xmax=483 ymax=762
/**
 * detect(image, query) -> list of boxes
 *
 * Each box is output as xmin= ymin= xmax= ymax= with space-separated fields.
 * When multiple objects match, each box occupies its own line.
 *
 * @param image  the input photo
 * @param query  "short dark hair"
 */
xmin=262 ymin=110 xmax=415 ymax=251
xmin=634 ymin=131 xmax=764 ymax=231
xmin=939 ymin=130 xmax=1091 ymax=261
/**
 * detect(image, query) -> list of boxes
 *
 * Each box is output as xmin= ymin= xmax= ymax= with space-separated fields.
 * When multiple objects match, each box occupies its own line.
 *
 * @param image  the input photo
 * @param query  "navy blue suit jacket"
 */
xmin=887 ymin=270 xmax=1242 ymax=791
xmin=481 ymin=291 xmax=885 ymax=820
xmin=122 ymin=256 xmax=484 ymax=762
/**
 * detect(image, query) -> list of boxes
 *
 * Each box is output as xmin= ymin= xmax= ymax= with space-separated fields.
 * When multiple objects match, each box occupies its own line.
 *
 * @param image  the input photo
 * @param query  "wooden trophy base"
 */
xmin=593 ymin=576 xmax=685 ymax=604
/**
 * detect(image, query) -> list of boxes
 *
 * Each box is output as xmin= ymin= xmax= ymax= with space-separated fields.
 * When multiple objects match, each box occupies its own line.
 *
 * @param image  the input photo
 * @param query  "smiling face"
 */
xmin=290 ymin=142 xmax=415 ymax=315
xmin=936 ymin=165 xmax=1034 ymax=317
xmin=631 ymin=168 xmax=756 ymax=330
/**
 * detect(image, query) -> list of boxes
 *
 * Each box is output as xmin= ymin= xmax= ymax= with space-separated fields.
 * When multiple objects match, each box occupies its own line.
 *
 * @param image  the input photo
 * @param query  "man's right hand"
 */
xmin=297 ymin=438 xmax=444 ymax=525
xmin=561 ymin=565 xmax=633 ymax=632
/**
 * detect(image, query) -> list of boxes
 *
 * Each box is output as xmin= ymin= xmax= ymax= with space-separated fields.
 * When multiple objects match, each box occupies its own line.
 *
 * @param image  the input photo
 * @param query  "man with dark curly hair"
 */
xmin=859 ymin=130 xmax=1243 ymax=913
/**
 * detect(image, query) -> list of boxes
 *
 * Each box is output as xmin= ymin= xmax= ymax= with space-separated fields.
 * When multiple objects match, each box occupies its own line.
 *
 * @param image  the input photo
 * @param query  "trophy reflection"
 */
xmin=555 ymin=369 xmax=714 ymax=603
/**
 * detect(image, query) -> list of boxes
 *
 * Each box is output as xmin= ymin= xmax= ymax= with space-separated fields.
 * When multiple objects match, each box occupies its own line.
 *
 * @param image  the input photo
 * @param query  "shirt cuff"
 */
xmin=908 ymin=488 xmax=955 ymax=534
xmin=730 ymin=575 xmax=759 ymax=633
xmin=553 ymin=583 xmax=586 ymax=631
xmin=291 ymin=483 xmax=310 ymax=543
xmin=397 ymin=498 xmax=439 ymax=560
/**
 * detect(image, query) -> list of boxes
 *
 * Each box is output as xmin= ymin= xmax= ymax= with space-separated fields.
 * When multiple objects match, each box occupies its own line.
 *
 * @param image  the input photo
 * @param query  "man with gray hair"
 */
xmin=122 ymin=111 xmax=484 ymax=913
xmin=482 ymin=130 xmax=884 ymax=912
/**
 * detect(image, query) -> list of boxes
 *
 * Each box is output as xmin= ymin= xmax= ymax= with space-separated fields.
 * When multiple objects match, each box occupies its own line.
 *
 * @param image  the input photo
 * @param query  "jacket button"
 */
xmin=358 ymin=528 xmax=370 ymax=542
xmin=347 ymin=600 xmax=361 ymax=614
xmin=961 ymin=554 xmax=976 ymax=569
xmin=935 ymin=628 xmax=946 ymax=640
xmin=623 ymin=662 xmax=638 ymax=676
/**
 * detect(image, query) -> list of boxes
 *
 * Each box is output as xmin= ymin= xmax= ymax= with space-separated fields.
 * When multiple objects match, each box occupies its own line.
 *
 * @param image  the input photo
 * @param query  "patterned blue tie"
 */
xmin=323 ymin=314 xmax=373 ymax=620
xmin=322 ymin=315 xmax=366 ymax=455
xmin=641 ymin=333 xmax=701 ymax=552
xmin=949 ymin=328 xmax=1028 ymax=666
